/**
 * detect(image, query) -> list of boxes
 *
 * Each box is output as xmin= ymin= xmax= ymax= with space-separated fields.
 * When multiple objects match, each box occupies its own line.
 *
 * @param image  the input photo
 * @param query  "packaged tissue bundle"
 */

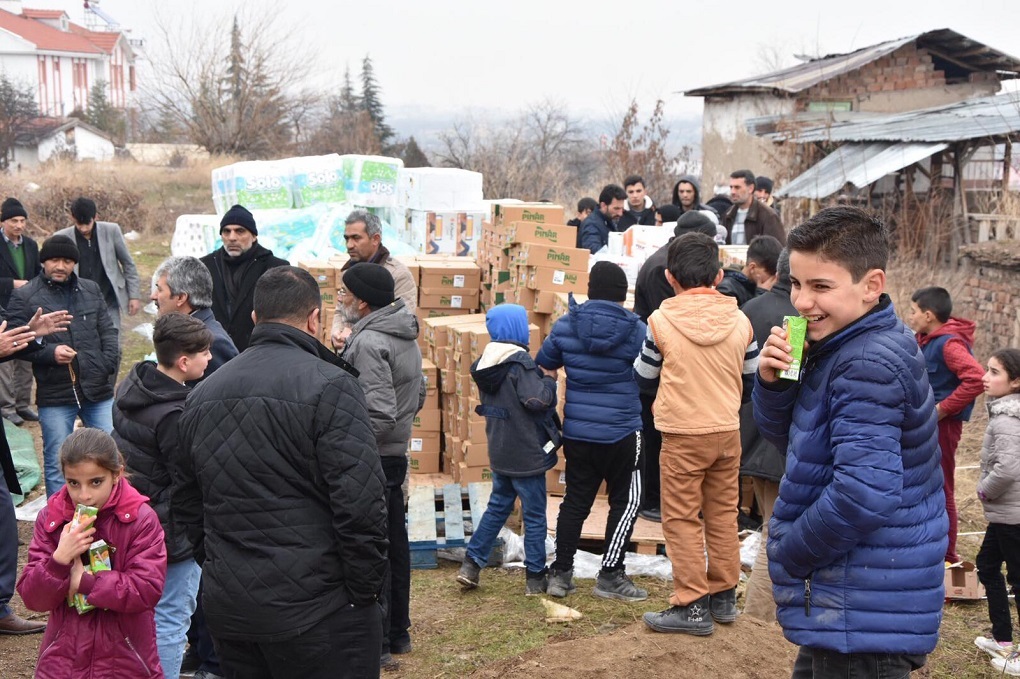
xmin=253 ymin=207 xmax=326 ymax=262
xmin=341 ymin=155 xmax=403 ymax=208
xmin=171 ymin=215 xmax=224 ymax=258
xmin=232 ymin=161 xmax=294 ymax=210
xmin=211 ymin=165 xmax=234 ymax=214
xmin=291 ymin=154 xmax=348 ymax=208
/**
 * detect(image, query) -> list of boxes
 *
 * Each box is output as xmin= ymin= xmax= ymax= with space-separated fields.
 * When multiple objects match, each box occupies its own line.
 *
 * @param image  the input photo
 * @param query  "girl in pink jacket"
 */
xmin=18 ymin=428 xmax=167 ymax=678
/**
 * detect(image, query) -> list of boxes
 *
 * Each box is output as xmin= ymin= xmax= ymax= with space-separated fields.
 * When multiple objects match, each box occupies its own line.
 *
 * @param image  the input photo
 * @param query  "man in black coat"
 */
xmin=0 ymin=198 xmax=40 ymax=426
xmin=632 ymin=212 xmax=719 ymax=521
xmin=8 ymin=236 xmax=119 ymax=497
xmin=177 ymin=266 xmax=388 ymax=679
xmin=201 ymin=205 xmax=288 ymax=352
xmin=736 ymin=249 xmax=795 ymax=622
xmin=0 ymin=304 xmax=70 ymax=634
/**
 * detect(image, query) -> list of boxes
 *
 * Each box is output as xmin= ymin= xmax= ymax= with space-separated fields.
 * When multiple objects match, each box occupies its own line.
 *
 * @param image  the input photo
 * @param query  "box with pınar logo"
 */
xmin=492 ymin=203 xmax=565 ymax=227
xmin=526 ymin=267 xmax=589 ymax=293
xmin=418 ymin=288 xmax=481 ymax=310
xmin=504 ymin=222 xmax=577 ymax=247
xmin=417 ymin=260 xmax=482 ymax=290
xmin=512 ymin=243 xmax=589 ymax=272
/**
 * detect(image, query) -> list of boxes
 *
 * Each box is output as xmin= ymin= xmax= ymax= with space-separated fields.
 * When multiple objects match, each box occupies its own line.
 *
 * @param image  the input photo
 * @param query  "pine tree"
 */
xmin=338 ymin=64 xmax=360 ymax=114
xmin=359 ymin=54 xmax=394 ymax=150
xmin=85 ymin=80 xmax=123 ymax=140
xmin=223 ymin=16 xmax=247 ymax=104
xmin=0 ymin=73 xmax=39 ymax=170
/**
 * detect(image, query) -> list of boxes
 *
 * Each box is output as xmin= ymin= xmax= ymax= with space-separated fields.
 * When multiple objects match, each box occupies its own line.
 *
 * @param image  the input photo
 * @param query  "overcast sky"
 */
xmin=31 ymin=0 xmax=1020 ymax=125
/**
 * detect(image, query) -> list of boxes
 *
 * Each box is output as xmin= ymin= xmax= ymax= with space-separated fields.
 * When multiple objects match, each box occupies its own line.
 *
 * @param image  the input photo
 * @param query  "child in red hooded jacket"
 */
xmin=18 ymin=428 xmax=166 ymax=679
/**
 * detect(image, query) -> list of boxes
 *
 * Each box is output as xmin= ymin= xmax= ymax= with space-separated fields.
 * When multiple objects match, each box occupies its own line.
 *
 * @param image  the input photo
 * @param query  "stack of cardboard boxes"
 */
xmin=409 ymin=358 xmax=441 ymax=473
xmin=296 ymin=258 xmax=344 ymax=346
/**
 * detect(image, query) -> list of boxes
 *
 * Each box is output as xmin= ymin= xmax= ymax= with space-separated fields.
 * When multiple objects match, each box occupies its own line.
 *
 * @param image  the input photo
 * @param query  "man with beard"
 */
xmin=201 ymin=205 xmax=289 ymax=352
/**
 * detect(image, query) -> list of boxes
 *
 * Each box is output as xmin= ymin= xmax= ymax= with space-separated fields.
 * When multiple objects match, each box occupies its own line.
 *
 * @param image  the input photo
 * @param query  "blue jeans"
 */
xmin=156 ymin=558 xmax=202 ymax=679
xmin=39 ymin=399 xmax=114 ymax=497
xmin=466 ymin=471 xmax=548 ymax=575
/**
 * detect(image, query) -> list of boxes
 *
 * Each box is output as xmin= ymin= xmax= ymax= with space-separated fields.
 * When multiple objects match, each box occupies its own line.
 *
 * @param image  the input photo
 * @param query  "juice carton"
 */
xmin=71 ymin=504 xmax=98 ymax=530
xmin=779 ymin=316 xmax=807 ymax=381
xmin=70 ymin=540 xmax=112 ymax=614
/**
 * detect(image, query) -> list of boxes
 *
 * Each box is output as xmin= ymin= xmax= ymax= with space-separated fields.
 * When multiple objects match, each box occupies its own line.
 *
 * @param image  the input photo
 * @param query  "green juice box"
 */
xmin=779 ymin=316 xmax=807 ymax=381
xmin=70 ymin=540 xmax=112 ymax=614
xmin=71 ymin=504 xmax=97 ymax=530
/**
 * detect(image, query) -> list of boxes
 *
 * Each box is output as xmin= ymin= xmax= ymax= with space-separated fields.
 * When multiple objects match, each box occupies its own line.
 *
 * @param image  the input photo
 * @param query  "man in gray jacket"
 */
xmin=57 ymin=197 xmax=142 ymax=331
xmin=339 ymin=262 xmax=422 ymax=671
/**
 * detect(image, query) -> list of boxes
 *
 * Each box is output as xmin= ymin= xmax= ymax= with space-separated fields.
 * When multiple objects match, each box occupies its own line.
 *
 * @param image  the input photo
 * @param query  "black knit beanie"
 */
xmin=656 ymin=204 xmax=681 ymax=223
xmin=220 ymin=204 xmax=257 ymax=236
xmin=674 ymin=211 xmax=718 ymax=238
xmin=1 ymin=197 xmax=27 ymax=222
xmin=40 ymin=235 xmax=80 ymax=263
xmin=587 ymin=261 xmax=628 ymax=302
xmin=343 ymin=263 xmax=395 ymax=308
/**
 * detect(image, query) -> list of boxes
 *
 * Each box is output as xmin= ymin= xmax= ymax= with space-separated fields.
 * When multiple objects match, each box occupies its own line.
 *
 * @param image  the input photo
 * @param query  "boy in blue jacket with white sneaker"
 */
xmin=754 ymin=207 xmax=946 ymax=678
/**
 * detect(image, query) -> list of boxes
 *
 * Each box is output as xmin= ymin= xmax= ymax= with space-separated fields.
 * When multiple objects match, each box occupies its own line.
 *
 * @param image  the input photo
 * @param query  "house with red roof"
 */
xmin=0 ymin=1 xmax=137 ymax=118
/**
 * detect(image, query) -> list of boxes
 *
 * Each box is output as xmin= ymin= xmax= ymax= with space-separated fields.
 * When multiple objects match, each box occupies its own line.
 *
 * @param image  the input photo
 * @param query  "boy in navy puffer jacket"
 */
xmin=456 ymin=305 xmax=558 ymax=596
xmin=754 ymin=207 xmax=946 ymax=678
xmin=537 ymin=261 xmax=647 ymax=602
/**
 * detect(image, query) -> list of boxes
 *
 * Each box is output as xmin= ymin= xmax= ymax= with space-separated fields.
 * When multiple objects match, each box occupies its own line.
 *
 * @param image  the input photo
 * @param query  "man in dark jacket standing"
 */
xmin=580 ymin=185 xmax=627 ymax=254
xmin=632 ymin=212 xmax=719 ymax=521
xmin=537 ymin=262 xmax=647 ymax=602
xmin=722 ymin=170 xmax=785 ymax=245
xmin=0 ymin=197 xmax=40 ymax=426
xmin=152 ymin=256 xmax=238 ymax=383
xmin=177 ymin=266 xmax=387 ymax=679
xmin=113 ymin=313 xmax=213 ymax=677
xmin=0 ymin=308 xmax=69 ymax=635
xmin=8 ymin=236 xmax=119 ymax=497
xmin=340 ymin=263 xmax=423 ymax=670
xmin=737 ymin=249 xmax=795 ymax=622
xmin=201 ymin=205 xmax=288 ymax=352
xmin=618 ymin=176 xmax=657 ymax=230
xmin=670 ymin=175 xmax=718 ymax=217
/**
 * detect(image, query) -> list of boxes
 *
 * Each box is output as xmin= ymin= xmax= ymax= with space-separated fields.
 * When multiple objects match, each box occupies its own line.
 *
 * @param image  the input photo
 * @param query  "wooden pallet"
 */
xmin=546 ymin=494 xmax=667 ymax=556
xmin=407 ymin=481 xmax=497 ymax=569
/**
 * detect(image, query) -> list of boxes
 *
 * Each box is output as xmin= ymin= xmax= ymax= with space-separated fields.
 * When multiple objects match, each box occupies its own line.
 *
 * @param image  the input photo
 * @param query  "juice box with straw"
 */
xmin=70 ymin=540 xmax=112 ymax=614
xmin=779 ymin=316 xmax=807 ymax=381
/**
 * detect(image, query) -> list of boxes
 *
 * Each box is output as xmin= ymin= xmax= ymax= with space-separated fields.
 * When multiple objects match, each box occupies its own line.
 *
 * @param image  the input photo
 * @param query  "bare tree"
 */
xmin=605 ymin=98 xmax=690 ymax=201
xmin=0 ymin=73 xmax=38 ymax=170
xmin=145 ymin=7 xmax=311 ymax=158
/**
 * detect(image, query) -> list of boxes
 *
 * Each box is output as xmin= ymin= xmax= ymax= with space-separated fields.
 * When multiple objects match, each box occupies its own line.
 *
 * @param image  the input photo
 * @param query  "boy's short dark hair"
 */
xmin=667 ymin=232 xmax=720 ymax=289
xmin=577 ymin=197 xmax=598 ymax=214
xmin=599 ymin=184 xmax=627 ymax=206
xmin=69 ymin=197 xmax=97 ymax=225
xmin=747 ymin=235 xmax=783 ymax=276
xmin=911 ymin=286 xmax=952 ymax=323
xmin=624 ymin=175 xmax=644 ymax=189
xmin=153 ymin=312 xmax=214 ymax=368
xmin=787 ymin=206 xmax=888 ymax=282
xmin=253 ymin=266 xmax=321 ymax=323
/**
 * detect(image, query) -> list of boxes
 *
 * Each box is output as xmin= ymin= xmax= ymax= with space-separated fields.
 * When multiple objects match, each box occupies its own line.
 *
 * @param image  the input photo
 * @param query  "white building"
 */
xmin=0 ymin=1 xmax=137 ymax=118
xmin=12 ymin=116 xmax=115 ymax=168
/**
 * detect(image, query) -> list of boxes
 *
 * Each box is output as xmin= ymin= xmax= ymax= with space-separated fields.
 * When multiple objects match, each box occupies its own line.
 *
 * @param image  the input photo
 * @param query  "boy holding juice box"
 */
xmin=753 ymin=207 xmax=945 ymax=676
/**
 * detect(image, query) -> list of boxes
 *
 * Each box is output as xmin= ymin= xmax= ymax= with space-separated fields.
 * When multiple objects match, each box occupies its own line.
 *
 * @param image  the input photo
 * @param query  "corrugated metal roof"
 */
xmin=685 ymin=29 xmax=1020 ymax=97
xmin=768 ymin=91 xmax=1020 ymax=143
xmin=776 ymin=142 xmax=949 ymax=199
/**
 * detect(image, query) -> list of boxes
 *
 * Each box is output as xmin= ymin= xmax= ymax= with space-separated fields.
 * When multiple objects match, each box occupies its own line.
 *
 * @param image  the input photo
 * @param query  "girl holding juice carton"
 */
xmin=972 ymin=348 xmax=1020 ymax=675
xmin=18 ymin=429 xmax=167 ymax=678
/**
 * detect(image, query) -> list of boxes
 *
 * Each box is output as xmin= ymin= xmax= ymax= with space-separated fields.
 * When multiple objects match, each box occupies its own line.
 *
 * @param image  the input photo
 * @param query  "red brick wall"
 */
xmin=955 ymin=258 xmax=1020 ymax=360
xmin=802 ymin=45 xmax=947 ymax=103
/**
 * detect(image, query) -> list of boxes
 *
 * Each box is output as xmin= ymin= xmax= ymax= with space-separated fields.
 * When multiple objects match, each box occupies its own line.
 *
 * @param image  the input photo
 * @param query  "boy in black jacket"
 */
xmin=457 ymin=304 xmax=558 ymax=595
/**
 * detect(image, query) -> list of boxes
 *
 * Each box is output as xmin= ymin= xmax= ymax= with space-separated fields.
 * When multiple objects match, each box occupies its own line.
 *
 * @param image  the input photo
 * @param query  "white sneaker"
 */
xmin=975 ymin=635 xmax=1013 ymax=659
xmin=991 ymin=651 xmax=1020 ymax=676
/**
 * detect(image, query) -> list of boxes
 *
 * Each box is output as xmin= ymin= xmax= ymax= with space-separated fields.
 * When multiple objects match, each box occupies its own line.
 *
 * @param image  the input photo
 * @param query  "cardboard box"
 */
xmin=409 ymin=450 xmax=441 ymax=474
xmin=296 ymin=259 xmax=337 ymax=289
xmin=423 ymin=314 xmax=487 ymax=348
xmin=504 ymin=221 xmax=577 ymax=247
xmin=512 ymin=243 xmax=589 ymax=272
xmin=418 ymin=260 xmax=482 ymax=290
xmin=534 ymin=290 xmax=557 ymax=314
xmin=412 ymin=408 xmax=441 ymax=432
xmin=418 ymin=288 xmax=481 ymax=311
xmin=526 ymin=266 xmax=589 ymax=293
xmin=465 ymin=416 xmax=487 ymax=444
xmin=461 ymin=441 xmax=489 ymax=467
xmin=458 ymin=462 xmax=493 ymax=484
xmin=421 ymin=359 xmax=438 ymax=390
xmin=422 ymin=389 xmax=439 ymax=410
xmin=492 ymin=203 xmax=565 ymax=227
xmin=408 ymin=431 xmax=441 ymax=453
xmin=407 ymin=210 xmax=486 ymax=257
xmin=320 ymin=288 xmax=336 ymax=309
xmin=945 ymin=561 xmax=986 ymax=600
xmin=546 ymin=469 xmax=567 ymax=495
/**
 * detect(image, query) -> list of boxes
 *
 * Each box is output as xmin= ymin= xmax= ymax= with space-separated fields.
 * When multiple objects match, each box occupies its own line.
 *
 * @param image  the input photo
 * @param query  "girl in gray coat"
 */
xmin=974 ymin=347 xmax=1020 ymax=673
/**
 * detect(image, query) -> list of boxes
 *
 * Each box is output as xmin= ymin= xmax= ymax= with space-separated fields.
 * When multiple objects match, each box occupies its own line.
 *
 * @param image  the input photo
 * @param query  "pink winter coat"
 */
xmin=17 ymin=479 xmax=167 ymax=679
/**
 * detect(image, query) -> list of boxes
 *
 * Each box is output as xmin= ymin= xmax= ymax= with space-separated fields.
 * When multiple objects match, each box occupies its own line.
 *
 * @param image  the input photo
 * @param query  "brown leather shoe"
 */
xmin=0 ymin=613 xmax=46 ymax=635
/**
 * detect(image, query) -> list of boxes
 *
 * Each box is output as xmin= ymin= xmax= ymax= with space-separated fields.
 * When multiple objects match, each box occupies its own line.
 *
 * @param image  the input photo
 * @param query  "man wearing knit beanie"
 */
xmin=200 ymin=204 xmax=288 ymax=351
xmin=536 ymin=261 xmax=648 ymax=602
xmin=339 ymin=262 xmax=421 ymax=667
xmin=0 ymin=197 xmax=41 ymax=426
xmin=7 ymin=235 xmax=119 ymax=498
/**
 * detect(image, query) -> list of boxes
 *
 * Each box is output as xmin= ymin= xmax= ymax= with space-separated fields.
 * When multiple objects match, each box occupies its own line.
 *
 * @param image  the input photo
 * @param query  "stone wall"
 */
xmin=956 ymin=241 xmax=1020 ymax=360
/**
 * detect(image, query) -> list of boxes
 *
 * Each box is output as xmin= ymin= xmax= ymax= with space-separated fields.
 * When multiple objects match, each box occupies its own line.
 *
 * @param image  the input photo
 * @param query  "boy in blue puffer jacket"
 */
xmin=754 ymin=207 xmax=946 ymax=678
xmin=536 ymin=261 xmax=647 ymax=602
xmin=456 ymin=304 xmax=558 ymax=596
